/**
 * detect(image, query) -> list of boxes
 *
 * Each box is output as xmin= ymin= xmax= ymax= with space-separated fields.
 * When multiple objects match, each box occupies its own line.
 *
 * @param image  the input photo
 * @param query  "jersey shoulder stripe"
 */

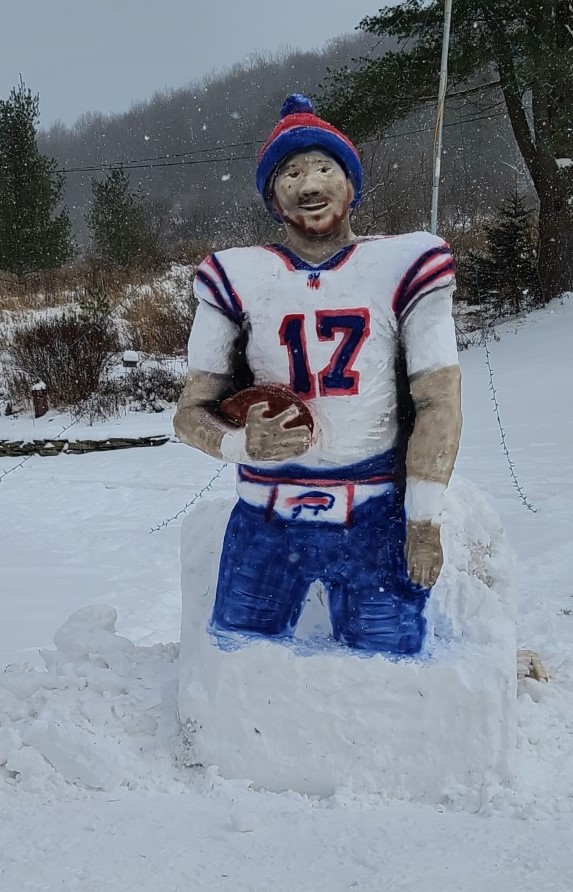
xmin=392 ymin=240 xmax=455 ymax=322
xmin=194 ymin=253 xmax=244 ymax=323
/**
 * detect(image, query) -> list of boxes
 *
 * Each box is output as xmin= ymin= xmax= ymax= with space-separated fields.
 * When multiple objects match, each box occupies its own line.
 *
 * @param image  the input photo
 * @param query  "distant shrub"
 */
xmin=4 ymin=311 xmax=120 ymax=407
xmin=0 ymin=259 xmax=160 ymax=313
xmin=124 ymin=366 xmax=186 ymax=412
xmin=457 ymin=194 xmax=541 ymax=316
xmin=123 ymin=287 xmax=196 ymax=356
xmin=71 ymin=379 xmax=128 ymax=424
xmin=71 ymin=365 xmax=186 ymax=422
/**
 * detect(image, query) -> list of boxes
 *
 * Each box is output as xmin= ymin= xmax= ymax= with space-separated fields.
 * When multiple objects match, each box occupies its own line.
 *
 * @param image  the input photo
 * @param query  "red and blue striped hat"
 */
xmin=256 ymin=94 xmax=363 ymax=221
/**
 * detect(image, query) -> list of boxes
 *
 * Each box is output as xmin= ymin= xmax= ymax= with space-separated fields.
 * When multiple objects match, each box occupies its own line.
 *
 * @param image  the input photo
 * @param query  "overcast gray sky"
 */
xmin=0 ymin=0 xmax=384 ymax=128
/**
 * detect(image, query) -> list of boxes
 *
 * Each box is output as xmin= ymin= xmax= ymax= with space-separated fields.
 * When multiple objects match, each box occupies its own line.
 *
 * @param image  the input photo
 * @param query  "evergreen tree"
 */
xmin=0 ymin=80 xmax=74 ymax=275
xmin=87 ymin=168 xmax=156 ymax=267
xmin=463 ymin=194 xmax=540 ymax=315
xmin=321 ymin=1 xmax=573 ymax=300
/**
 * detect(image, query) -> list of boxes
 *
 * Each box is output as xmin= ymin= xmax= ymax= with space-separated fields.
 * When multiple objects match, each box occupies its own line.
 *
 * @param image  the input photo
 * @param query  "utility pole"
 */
xmin=430 ymin=0 xmax=454 ymax=234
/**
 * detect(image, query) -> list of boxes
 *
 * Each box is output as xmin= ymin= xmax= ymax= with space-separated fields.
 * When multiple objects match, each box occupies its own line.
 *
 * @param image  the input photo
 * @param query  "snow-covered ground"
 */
xmin=1 ymin=296 xmax=572 ymax=890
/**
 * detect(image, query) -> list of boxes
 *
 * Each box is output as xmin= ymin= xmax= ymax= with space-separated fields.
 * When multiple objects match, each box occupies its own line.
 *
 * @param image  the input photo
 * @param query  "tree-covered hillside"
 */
xmin=38 ymin=30 xmax=527 ymax=251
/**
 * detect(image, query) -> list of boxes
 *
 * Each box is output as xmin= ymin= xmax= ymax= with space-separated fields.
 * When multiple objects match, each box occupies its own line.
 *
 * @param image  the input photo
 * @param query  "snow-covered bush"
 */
xmin=124 ymin=366 xmax=185 ymax=412
xmin=71 ymin=366 xmax=186 ymax=421
xmin=3 ymin=311 xmax=120 ymax=407
xmin=71 ymin=379 xmax=128 ymax=424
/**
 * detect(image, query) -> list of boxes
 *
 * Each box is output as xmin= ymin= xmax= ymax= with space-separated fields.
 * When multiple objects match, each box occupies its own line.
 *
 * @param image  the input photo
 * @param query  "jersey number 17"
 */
xmin=279 ymin=308 xmax=370 ymax=399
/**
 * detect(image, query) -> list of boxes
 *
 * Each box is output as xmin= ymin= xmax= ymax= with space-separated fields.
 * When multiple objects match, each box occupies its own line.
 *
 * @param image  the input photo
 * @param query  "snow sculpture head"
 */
xmin=271 ymin=150 xmax=355 ymax=237
xmin=256 ymin=94 xmax=363 ymax=223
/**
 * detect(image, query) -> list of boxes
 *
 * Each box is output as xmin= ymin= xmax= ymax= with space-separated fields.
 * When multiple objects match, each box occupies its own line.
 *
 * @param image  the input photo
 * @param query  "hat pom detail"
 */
xmin=280 ymin=94 xmax=314 ymax=119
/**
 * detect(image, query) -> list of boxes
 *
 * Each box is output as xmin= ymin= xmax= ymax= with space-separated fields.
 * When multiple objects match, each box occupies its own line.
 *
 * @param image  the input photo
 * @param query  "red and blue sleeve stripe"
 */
xmin=393 ymin=246 xmax=456 ymax=322
xmin=194 ymin=254 xmax=244 ymax=324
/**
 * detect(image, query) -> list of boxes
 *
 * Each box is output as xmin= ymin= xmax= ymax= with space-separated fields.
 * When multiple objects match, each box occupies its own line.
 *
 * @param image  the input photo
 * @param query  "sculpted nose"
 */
xmin=299 ymin=179 xmax=321 ymax=200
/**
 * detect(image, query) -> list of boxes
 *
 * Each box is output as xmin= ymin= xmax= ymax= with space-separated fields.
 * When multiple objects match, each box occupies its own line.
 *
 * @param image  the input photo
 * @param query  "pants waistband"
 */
xmin=236 ymin=478 xmax=394 ymax=524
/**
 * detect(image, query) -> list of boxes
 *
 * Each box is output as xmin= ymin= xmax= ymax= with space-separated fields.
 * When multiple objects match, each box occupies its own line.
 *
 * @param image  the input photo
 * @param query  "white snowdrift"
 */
xmin=0 ymin=606 xmax=181 ymax=794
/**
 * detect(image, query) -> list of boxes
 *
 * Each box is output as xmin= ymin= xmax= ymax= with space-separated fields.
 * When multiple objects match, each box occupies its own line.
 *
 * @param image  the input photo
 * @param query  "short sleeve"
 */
xmin=187 ymin=254 xmax=243 ymax=375
xmin=401 ymin=283 xmax=459 ymax=379
xmin=391 ymin=237 xmax=458 ymax=378
xmin=187 ymin=299 xmax=239 ymax=375
xmin=393 ymin=237 xmax=456 ymax=324
xmin=193 ymin=253 xmax=244 ymax=325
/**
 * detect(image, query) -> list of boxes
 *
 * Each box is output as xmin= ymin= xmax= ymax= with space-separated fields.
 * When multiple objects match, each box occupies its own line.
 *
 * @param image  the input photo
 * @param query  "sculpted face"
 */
xmin=271 ymin=150 xmax=354 ymax=237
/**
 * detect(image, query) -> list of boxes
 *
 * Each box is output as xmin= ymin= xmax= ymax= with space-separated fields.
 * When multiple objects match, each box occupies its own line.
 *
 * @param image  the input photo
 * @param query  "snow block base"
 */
xmin=179 ymin=478 xmax=517 ymax=801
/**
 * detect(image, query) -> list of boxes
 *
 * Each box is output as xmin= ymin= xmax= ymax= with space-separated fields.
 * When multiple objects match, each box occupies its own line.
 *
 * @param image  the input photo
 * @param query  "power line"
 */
xmin=56 ymin=154 xmax=255 ymax=175
xmin=55 ymin=110 xmax=507 ymax=177
xmin=125 ymin=140 xmax=262 ymax=166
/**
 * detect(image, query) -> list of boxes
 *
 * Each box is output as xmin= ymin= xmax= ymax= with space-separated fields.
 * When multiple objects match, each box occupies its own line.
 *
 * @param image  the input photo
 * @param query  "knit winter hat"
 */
xmin=256 ymin=94 xmax=363 ymax=222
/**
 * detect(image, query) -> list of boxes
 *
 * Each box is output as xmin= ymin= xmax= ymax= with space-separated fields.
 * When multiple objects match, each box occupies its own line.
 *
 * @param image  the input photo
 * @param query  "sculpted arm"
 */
xmin=406 ymin=364 xmax=462 ymax=494
xmin=401 ymin=284 xmax=462 ymax=587
xmin=404 ymin=364 xmax=462 ymax=587
xmin=174 ymin=370 xmax=233 ymax=459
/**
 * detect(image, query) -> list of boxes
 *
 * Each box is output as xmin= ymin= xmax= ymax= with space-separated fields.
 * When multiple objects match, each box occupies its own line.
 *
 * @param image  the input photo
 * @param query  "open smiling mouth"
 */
xmin=299 ymin=201 xmax=329 ymax=211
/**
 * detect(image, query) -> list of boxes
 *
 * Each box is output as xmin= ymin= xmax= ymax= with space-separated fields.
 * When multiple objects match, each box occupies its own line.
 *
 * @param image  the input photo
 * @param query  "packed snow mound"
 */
xmin=0 ymin=606 xmax=182 ymax=794
xmin=178 ymin=476 xmax=519 ymax=801
xmin=429 ymin=475 xmax=516 ymax=646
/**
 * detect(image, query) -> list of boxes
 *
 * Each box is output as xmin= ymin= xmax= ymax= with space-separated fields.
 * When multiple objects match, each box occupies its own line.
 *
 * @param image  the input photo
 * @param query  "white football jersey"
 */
xmin=187 ymin=232 xmax=458 ymax=485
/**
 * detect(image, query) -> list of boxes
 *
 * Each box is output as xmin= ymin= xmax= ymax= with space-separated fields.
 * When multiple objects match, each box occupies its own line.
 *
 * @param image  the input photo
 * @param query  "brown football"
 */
xmin=219 ymin=384 xmax=314 ymax=432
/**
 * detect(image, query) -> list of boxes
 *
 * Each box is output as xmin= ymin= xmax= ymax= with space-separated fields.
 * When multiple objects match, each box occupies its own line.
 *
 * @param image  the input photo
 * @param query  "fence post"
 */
xmin=31 ymin=381 xmax=49 ymax=418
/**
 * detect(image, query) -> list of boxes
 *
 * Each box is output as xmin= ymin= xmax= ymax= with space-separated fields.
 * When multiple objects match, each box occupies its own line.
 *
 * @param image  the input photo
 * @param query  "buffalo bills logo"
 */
xmin=307 ymin=272 xmax=321 ymax=290
xmin=285 ymin=491 xmax=335 ymax=519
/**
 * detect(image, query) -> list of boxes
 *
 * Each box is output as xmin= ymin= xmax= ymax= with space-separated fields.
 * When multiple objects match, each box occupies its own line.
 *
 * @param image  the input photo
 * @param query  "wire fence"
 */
xmin=149 ymin=462 xmax=229 ymax=533
xmin=480 ymin=323 xmax=537 ymax=513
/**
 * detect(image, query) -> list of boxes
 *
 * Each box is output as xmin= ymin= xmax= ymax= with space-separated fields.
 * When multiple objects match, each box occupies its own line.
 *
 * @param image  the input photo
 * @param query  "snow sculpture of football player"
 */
xmin=174 ymin=94 xmax=462 ymax=656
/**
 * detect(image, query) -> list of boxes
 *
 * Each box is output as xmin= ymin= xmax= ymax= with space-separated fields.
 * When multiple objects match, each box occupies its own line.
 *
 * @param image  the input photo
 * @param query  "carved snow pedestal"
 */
xmin=178 ymin=477 xmax=516 ymax=802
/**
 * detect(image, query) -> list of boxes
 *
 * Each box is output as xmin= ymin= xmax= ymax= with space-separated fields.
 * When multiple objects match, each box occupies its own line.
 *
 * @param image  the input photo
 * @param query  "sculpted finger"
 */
xmin=408 ymin=560 xmax=419 ymax=585
xmin=282 ymin=427 xmax=311 ymax=444
xmin=268 ymin=431 xmax=309 ymax=450
xmin=284 ymin=440 xmax=310 ymax=457
xmin=257 ymin=436 xmax=309 ymax=461
xmin=284 ymin=426 xmax=308 ymax=440
xmin=404 ymin=537 xmax=412 ymax=566
xmin=274 ymin=405 xmax=302 ymax=427
xmin=246 ymin=401 xmax=271 ymax=422
xmin=429 ymin=560 xmax=441 ymax=587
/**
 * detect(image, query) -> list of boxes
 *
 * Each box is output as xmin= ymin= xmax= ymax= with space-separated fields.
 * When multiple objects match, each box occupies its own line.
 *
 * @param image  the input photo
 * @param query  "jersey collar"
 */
xmin=265 ymin=242 xmax=357 ymax=272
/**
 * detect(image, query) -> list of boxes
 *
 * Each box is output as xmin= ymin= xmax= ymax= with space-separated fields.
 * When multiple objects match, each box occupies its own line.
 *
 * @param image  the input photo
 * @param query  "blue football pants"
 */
xmin=211 ymin=488 xmax=430 ymax=655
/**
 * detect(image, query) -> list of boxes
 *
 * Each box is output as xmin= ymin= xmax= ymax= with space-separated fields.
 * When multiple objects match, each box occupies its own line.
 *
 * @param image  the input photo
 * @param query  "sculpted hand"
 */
xmin=245 ymin=402 xmax=311 ymax=462
xmin=405 ymin=519 xmax=444 ymax=589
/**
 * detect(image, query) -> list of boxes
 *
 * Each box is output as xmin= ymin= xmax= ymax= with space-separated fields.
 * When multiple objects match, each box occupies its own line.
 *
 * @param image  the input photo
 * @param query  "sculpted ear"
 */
xmin=346 ymin=179 xmax=355 ymax=205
